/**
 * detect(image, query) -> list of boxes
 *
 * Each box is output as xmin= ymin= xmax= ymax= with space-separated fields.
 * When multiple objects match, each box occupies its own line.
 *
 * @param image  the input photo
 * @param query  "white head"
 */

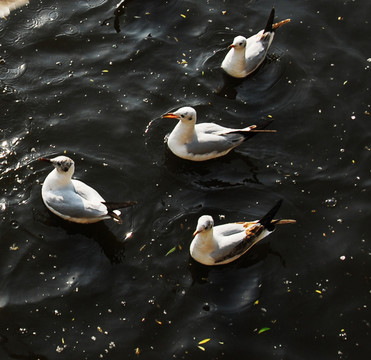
xmin=230 ymin=35 xmax=247 ymax=50
xmin=39 ymin=155 xmax=75 ymax=177
xmin=193 ymin=215 xmax=214 ymax=237
xmin=162 ymin=106 xmax=197 ymax=125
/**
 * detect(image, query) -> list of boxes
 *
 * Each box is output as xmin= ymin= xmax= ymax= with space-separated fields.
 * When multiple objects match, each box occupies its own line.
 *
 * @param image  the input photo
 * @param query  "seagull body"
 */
xmin=0 ymin=0 xmax=29 ymax=18
xmin=221 ymin=8 xmax=290 ymax=78
xmin=162 ymin=107 xmax=275 ymax=161
xmin=39 ymin=156 xmax=136 ymax=224
xmin=190 ymin=200 xmax=296 ymax=265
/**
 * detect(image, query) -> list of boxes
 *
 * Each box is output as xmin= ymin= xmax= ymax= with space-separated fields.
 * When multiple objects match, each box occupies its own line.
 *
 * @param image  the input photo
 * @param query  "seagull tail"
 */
xmin=264 ymin=8 xmax=275 ymax=33
xmin=258 ymin=199 xmax=283 ymax=231
xmin=102 ymin=201 xmax=137 ymax=224
xmin=259 ymin=200 xmax=297 ymax=231
xmin=238 ymin=119 xmax=275 ymax=141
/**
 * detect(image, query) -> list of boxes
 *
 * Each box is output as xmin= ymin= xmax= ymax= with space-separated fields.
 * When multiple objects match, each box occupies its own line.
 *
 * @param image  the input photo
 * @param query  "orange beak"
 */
xmin=162 ymin=113 xmax=179 ymax=119
xmin=38 ymin=157 xmax=51 ymax=163
xmin=193 ymin=229 xmax=202 ymax=237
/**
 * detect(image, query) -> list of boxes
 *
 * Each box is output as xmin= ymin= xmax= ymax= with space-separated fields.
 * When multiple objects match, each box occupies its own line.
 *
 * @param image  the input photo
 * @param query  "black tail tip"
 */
xmin=259 ymin=199 xmax=283 ymax=230
xmin=264 ymin=7 xmax=275 ymax=33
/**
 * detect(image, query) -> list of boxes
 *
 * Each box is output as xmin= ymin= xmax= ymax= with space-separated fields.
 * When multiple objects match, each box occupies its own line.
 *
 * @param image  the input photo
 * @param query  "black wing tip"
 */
xmin=259 ymin=199 xmax=283 ymax=230
xmin=102 ymin=201 xmax=138 ymax=211
xmin=256 ymin=118 xmax=274 ymax=130
xmin=240 ymin=118 xmax=274 ymax=141
xmin=264 ymin=8 xmax=275 ymax=33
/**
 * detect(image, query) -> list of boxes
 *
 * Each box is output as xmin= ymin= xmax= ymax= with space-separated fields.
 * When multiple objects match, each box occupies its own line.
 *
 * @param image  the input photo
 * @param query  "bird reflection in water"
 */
xmin=101 ymin=0 xmax=135 ymax=33
xmin=37 ymin=211 xmax=131 ymax=264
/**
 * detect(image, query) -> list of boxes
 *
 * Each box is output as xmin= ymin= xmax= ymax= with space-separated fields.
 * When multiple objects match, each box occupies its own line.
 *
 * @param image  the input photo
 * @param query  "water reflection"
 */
xmin=215 ymin=71 xmax=243 ymax=99
xmin=188 ymin=242 xmax=286 ymax=313
xmin=37 ymin=212 xmax=127 ymax=264
xmin=163 ymin=148 xmax=264 ymax=190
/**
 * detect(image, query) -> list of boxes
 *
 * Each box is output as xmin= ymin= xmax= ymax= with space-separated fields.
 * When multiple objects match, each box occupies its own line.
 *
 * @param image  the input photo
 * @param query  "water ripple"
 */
xmin=0 ymin=62 xmax=27 ymax=80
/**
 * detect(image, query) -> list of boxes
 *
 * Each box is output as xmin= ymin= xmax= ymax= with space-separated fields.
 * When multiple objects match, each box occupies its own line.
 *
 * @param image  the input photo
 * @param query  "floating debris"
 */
xmin=324 ymin=198 xmax=337 ymax=208
xmin=198 ymin=338 xmax=211 ymax=345
xmin=258 ymin=327 xmax=270 ymax=334
xmin=165 ymin=246 xmax=176 ymax=256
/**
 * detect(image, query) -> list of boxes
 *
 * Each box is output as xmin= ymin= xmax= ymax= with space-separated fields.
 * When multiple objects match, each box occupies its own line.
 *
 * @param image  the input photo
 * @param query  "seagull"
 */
xmin=221 ymin=8 xmax=291 ymax=78
xmin=162 ymin=106 xmax=276 ymax=161
xmin=0 ymin=0 xmax=29 ymax=18
xmin=39 ymin=155 xmax=137 ymax=224
xmin=190 ymin=200 xmax=296 ymax=265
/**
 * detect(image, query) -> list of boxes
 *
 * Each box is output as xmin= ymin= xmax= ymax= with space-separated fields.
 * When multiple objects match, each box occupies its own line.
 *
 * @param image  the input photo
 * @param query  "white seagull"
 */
xmin=39 ymin=155 xmax=136 ymax=224
xmin=0 ymin=0 xmax=29 ymax=18
xmin=221 ymin=8 xmax=291 ymax=78
xmin=190 ymin=200 xmax=296 ymax=265
xmin=162 ymin=106 xmax=276 ymax=161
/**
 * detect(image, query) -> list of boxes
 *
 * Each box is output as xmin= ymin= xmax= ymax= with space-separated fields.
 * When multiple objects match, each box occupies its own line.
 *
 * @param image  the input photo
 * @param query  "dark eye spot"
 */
xmin=181 ymin=114 xmax=185 ymax=118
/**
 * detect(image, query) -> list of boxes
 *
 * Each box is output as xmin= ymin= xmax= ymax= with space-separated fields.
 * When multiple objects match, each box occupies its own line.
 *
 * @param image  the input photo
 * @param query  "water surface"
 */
xmin=0 ymin=0 xmax=370 ymax=359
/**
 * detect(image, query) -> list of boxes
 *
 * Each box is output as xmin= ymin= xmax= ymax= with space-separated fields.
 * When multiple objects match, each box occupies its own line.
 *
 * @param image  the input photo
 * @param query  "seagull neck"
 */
xmin=174 ymin=120 xmax=196 ymax=143
xmin=48 ymin=168 xmax=73 ymax=188
xmin=196 ymin=229 xmax=216 ymax=250
xmin=232 ymin=47 xmax=247 ymax=68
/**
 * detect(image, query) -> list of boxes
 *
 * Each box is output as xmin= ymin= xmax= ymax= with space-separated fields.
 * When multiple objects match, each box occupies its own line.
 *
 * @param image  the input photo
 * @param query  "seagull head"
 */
xmin=229 ymin=35 xmax=247 ymax=50
xmin=39 ymin=155 xmax=75 ymax=176
xmin=193 ymin=215 xmax=214 ymax=237
xmin=162 ymin=107 xmax=197 ymax=125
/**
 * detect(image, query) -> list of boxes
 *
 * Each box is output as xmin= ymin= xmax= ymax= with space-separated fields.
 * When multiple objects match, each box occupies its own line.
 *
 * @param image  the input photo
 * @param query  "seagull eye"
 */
xmin=57 ymin=162 xmax=61 ymax=166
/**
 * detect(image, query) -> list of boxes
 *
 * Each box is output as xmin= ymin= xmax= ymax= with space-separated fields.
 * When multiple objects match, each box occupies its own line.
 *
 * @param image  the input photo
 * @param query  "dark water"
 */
xmin=0 ymin=0 xmax=370 ymax=359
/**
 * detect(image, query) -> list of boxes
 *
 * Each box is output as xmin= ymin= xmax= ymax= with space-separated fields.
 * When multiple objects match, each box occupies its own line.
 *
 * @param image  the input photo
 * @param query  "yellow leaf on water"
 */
xmin=165 ymin=246 xmax=176 ymax=256
xmin=258 ymin=327 xmax=270 ymax=334
xmin=197 ymin=346 xmax=205 ymax=351
xmin=198 ymin=338 xmax=210 ymax=345
xmin=180 ymin=14 xmax=186 ymax=18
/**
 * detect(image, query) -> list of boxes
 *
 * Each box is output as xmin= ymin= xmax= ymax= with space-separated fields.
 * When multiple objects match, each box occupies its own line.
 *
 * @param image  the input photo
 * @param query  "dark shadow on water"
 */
xmin=215 ymin=71 xmax=244 ymax=100
xmin=214 ymin=61 xmax=266 ymax=100
xmin=162 ymin=146 xmax=264 ymax=189
xmin=35 ymin=210 xmax=127 ymax=264
xmin=188 ymin=242 xmax=286 ymax=285
xmin=186 ymin=243 xmax=287 ymax=313
xmin=101 ymin=0 xmax=135 ymax=33
xmin=0 ymin=334 xmax=48 ymax=360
